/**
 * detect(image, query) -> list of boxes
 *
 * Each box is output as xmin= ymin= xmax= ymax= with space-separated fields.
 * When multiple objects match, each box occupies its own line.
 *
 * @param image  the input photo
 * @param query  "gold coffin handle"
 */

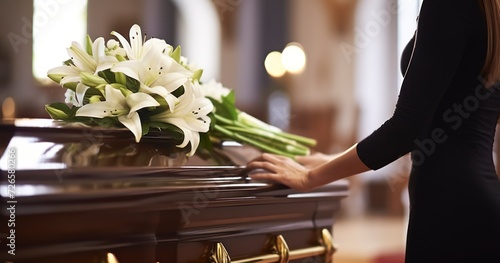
xmin=207 ymin=228 xmax=337 ymax=263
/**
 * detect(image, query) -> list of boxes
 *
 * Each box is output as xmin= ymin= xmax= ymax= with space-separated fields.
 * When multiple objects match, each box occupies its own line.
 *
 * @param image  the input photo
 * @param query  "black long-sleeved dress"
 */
xmin=356 ymin=0 xmax=500 ymax=262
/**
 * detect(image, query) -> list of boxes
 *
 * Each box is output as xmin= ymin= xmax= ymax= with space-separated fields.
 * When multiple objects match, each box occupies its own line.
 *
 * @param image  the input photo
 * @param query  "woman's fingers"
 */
xmin=245 ymin=160 xmax=277 ymax=173
xmin=243 ymin=153 xmax=314 ymax=191
xmin=247 ymin=171 xmax=278 ymax=181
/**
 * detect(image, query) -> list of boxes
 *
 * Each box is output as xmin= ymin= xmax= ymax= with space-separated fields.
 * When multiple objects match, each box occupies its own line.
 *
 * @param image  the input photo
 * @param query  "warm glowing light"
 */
xmin=281 ymin=43 xmax=306 ymax=74
xmin=264 ymin=51 xmax=287 ymax=78
xmin=2 ymin=97 xmax=15 ymax=119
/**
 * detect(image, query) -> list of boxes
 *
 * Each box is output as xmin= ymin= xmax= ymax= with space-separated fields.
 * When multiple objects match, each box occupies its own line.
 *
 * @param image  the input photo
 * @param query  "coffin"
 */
xmin=0 ymin=119 xmax=348 ymax=263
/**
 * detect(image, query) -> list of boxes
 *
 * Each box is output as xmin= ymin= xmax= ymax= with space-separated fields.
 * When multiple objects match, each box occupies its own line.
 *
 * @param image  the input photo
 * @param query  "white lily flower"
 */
xmin=48 ymin=37 xmax=118 ymax=86
xmin=111 ymin=24 xmax=173 ymax=61
xmin=76 ymin=85 xmax=160 ymax=142
xmin=200 ymin=79 xmax=231 ymax=102
xmin=64 ymin=83 xmax=90 ymax=107
xmin=151 ymin=81 xmax=213 ymax=156
xmin=64 ymin=89 xmax=77 ymax=105
xmin=111 ymin=44 xmax=192 ymax=112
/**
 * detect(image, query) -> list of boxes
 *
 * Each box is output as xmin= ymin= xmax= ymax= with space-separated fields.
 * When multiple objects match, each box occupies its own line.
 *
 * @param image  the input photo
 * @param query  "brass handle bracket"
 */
xmin=206 ymin=228 xmax=337 ymax=263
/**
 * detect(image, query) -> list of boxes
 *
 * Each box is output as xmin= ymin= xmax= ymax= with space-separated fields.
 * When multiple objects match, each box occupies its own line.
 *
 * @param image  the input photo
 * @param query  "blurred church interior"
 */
xmin=0 ymin=0 xmax=431 ymax=262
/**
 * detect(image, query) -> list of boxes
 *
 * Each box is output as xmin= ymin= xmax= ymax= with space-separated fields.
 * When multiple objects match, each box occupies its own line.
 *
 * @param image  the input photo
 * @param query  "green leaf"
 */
xmin=98 ymin=69 xmax=116 ymax=84
xmin=171 ymin=85 xmax=185 ymax=98
xmin=221 ymin=91 xmax=237 ymax=120
xmin=85 ymin=86 xmax=104 ymax=96
xmin=125 ymin=76 xmax=140 ymax=93
xmin=146 ymin=94 xmax=171 ymax=115
xmin=197 ymin=131 xmax=213 ymax=154
xmin=142 ymin=121 xmax=150 ymax=136
xmin=209 ymin=97 xmax=237 ymax=121
xmin=149 ymin=121 xmax=185 ymax=140
xmin=208 ymin=112 xmax=216 ymax=131
xmin=223 ymin=90 xmax=236 ymax=105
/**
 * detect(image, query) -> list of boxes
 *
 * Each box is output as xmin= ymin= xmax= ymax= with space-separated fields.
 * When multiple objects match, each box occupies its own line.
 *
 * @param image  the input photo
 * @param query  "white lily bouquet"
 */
xmin=46 ymin=24 xmax=316 ymax=158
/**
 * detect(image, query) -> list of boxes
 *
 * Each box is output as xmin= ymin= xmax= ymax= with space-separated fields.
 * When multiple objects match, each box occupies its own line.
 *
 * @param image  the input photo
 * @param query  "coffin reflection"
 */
xmin=0 ymin=119 xmax=348 ymax=263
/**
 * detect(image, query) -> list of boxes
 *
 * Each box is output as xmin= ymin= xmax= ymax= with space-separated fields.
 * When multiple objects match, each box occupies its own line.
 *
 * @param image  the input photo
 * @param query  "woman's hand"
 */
xmin=245 ymin=153 xmax=314 ymax=192
xmin=245 ymin=144 xmax=370 ymax=192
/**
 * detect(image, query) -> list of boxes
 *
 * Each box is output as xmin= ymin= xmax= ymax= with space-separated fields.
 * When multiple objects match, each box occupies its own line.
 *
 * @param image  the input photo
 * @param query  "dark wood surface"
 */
xmin=0 ymin=119 xmax=349 ymax=263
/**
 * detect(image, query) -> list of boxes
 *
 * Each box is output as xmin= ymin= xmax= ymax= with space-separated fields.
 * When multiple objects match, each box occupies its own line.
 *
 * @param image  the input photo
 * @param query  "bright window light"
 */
xmin=33 ymin=0 xmax=88 ymax=84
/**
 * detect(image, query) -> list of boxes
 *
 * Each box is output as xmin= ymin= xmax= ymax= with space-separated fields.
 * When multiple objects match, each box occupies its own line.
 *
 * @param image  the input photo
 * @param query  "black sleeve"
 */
xmin=356 ymin=0 xmax=474 ymax=170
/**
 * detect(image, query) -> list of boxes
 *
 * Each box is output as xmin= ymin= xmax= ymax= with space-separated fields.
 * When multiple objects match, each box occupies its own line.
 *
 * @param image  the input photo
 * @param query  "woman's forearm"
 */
xmin=307 ymin=144 xmax=371 ymax=187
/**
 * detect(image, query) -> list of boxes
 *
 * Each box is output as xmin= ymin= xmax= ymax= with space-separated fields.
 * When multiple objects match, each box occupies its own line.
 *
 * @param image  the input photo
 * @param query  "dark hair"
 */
xmin=479 ymin=0 xmax=500 ymax=87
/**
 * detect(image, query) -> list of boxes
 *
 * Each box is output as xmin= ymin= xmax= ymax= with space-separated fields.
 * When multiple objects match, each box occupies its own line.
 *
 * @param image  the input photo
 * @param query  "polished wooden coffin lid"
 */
xmin=0 ymin=119 xmax=349 ymax=263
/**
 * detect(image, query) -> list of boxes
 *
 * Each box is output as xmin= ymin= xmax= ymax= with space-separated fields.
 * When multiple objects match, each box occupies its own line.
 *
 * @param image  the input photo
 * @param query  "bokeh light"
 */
xmin=264 ymin=51 xmax=287 ymax=78
xmin=2 ymin=97 xmax=16 ymax=119
xmin=281 ymin=42 xmax=306 ymax=74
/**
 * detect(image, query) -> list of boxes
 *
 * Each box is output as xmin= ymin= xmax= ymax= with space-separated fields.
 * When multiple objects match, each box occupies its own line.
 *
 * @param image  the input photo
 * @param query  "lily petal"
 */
xmin=92 ymin=37 xmax=106 ymax=62
xmin=67 ymin=41 xmax=96 ymax=72
xmin=166 ymin=118 xmax=193 ymax=147
xmin=76 ymin=101 xmax=126 ymax=118
xmin=111 ymin=30 xmax=132 ymax=59
xmin=152 ymin=56 xmax=193 ymax=92
xmin=142 ymin=38 xmax=172 ymax=57
xmin=166 ymin=118 xmax=200 ymax=156
xmin=75 ymin=83 xmax=90 ymax=107
xmin=96 ymin=54 xmax=118 ymax=72
xmin=128 ymin=24 xmax=143 ymax=60
xmin=111 ymin=60 xmax=142 ymax=81
xmin=118 ymin=112 xmax=143 ymax=143
xmin=60 ymin=75 xmax=83 ymax=86
xmin=126 ymin=92 xmax=160 ymax=114
xmin=104 ymin=85 xmax=127 ymax=105
xmin=48 ymin=65 xmax=80 ymax=84
xmin=141 ymin=85 xmax=178 ymax=112
xmin=77 ymin=85 xmax=129 ymax=118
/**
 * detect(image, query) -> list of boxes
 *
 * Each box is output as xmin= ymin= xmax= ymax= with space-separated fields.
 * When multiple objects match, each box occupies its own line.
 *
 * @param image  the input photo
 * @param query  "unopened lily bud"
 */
xmin=114 ymin=72 xmax=127 ymax=85
xmin=80 ymin=72 xmax=107 ymax=87
xmin=88 ymin=95 xmax=103 ymax=103
xmin=45 ymin=105 xmax=70 ymax=120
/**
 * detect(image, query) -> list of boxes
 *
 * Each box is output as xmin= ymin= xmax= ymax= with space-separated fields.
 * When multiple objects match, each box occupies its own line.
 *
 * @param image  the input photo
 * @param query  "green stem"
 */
xmin=216 ymin=113 xmax=316 ymax=147
xmin=224 ymin=126 xmax=309 ymax=153
xmin=214 ymin=125 xmax=296 ymax=158
xmin=269 ymin=131 xmax=317 ymax=147
xmin=243 ymin=132 xmax=309 ymax=156
xmin=214 ymin=114 xmax=241 ymax=127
